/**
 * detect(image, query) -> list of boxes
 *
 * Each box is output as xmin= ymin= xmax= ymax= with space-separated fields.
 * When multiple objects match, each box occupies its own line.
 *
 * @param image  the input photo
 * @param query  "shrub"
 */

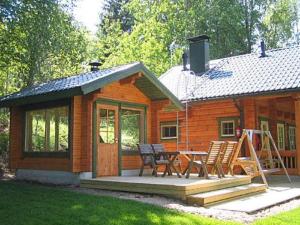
xmin=0 ymin=130 xmax=9 ymax=172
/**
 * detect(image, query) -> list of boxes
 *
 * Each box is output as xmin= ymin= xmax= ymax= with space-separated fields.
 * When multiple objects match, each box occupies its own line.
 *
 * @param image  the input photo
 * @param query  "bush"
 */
xmin=0 ymin=131 xmax=8 ymax=154
xmin=0 ymin=130 xmax=9 ymax=172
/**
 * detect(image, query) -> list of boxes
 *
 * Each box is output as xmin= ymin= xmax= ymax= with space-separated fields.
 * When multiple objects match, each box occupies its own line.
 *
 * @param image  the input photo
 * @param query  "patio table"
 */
xmin=179 ymin=151 xmax=209 ymax=179
xmin=155 ymin=151 xmax=181 ymax=178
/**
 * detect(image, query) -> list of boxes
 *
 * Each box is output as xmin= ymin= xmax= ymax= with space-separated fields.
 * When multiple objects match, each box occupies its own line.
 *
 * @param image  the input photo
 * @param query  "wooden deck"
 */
xmin=80 ymin=175 xmax=254 ymax=200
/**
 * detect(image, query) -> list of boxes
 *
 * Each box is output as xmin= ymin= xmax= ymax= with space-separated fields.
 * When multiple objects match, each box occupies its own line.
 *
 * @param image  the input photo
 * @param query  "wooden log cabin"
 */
xmin=1 ymin=34 xmax=300 ymax=184
xmin=0 ymin=62 xmax=183 ymax=184
xmin=157 ymin=35 xmax=300 ymax=176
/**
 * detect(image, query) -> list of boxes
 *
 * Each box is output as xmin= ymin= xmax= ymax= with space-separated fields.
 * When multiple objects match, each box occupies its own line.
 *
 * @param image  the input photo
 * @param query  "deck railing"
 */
xmin=256 ymin=150 xmax=297 ymax=175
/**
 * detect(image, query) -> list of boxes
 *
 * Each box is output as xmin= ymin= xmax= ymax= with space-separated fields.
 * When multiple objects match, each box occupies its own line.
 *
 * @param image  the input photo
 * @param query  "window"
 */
xmin=120 ymin=108 xmax=144 ymax=151
xmin=277 ymin=123 xmax=285 ymax=150
xmin=161 ymin=122 xmax=178 ymax=140
xmin=25 ymin=106 xmax=69 ymax=152
xmin=99 ymin=109 xmax=116 ymax=144
xmin=220 ymin=120 xmax=235 ymax=137
xmin=289 ymin=126 xmax=296 ymax=150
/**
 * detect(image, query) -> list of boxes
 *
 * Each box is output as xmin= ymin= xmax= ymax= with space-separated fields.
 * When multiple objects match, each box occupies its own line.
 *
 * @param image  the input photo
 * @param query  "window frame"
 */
xmin=160 ymin=121 xmax=178 ymax=140
xmin=22 ymin=99 xmax=71 ymax=158
xmin=120 ymin=106 xmax=145 ymax=151
xmin=288 ymin=125 xmax=296 ymax=150
xmin=277 ymin=122 xmax=285 ymax=151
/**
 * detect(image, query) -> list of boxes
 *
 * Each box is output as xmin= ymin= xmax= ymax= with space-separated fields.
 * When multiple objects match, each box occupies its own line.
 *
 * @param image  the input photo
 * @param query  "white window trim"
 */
xmin=288 ymin=126 xmax=296 ymax=150
xmin=277 ymin=123 xmax=285 ymax=151
xmin=220 ymin=120 xmax=235 ymax=137
xmin=160 ymin=124 xmax=178 ymax=140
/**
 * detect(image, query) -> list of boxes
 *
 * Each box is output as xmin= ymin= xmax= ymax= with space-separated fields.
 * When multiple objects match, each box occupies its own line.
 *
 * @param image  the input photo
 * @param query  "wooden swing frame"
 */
xmin=231 ymin=129 xmax=291 ymax=187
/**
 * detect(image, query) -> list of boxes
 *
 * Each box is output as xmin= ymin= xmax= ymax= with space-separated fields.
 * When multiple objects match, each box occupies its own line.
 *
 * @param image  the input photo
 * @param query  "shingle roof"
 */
xmin=0 ymin=62 xmax=183 ymax=109
xmin=159 ymin=46 xmax=300 ymax=101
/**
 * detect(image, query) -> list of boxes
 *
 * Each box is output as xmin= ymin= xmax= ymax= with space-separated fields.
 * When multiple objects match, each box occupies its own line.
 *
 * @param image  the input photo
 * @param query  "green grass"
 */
xmin=1 ymin=180 xmax=300 ymax=225
xmin=253 ymin=207 xmax=300 ymax=225
xmin=0 ymin=181 xmax=239 ymax=225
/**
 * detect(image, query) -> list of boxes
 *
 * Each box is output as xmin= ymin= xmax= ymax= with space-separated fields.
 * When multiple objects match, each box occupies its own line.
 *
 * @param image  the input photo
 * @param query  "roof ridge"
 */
xmin=44 ymin=61 xmax=141 ymax=84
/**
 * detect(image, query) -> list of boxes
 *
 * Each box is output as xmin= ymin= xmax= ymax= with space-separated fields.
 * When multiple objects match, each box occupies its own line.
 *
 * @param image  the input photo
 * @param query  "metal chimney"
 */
xmin=89 ymin=61 xmax=101 ymax=71
xmin=182 ymin=51 xmax=188 ymax=71
xmin=187 ymin=35 xmax=210 ymax=74
xmin=260 ymin=40 xmax=267 ymax=57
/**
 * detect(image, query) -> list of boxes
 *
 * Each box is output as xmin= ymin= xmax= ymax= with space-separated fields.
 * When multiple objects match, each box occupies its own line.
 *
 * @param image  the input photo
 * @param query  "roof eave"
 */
xmin=0 ymin=87 xmax=83 ymax=108
xmin=184 ymin=88 xmax=300 ymax=103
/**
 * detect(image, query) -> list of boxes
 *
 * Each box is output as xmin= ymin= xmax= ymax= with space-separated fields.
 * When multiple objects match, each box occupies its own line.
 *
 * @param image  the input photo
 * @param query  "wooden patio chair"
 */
xmin=195 ymin=141 xmax=226 ymax=178
xmin=219 ymin=141 xmax=238 ymax=176
xmin=137 ymin=144 xmax=170 ymax=177
xmin=151 ymin=144 xmax=182 ymax=175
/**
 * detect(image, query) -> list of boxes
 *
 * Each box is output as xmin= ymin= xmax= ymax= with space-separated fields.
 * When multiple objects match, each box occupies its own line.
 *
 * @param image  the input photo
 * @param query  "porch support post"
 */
xmin=294 ymin=97 xmax=300 ymax=175
xmin=242 ymin=98 xmax=257 ymax=157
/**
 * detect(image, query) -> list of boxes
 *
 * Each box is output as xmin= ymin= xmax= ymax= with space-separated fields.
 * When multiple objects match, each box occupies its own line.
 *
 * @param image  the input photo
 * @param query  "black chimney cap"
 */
xmin=187 ymin=35 xmax=210 ymax=42
xmin=89 ymin=61 xmax=101 ymax=71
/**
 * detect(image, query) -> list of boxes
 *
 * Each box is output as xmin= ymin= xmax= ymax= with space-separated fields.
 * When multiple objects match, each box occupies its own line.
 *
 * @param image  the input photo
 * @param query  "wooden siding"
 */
xmin=9 ymin=74 xmax=154 ymax=173
xmin=72 ymin=75 xmax=153 ymax=173
xmin=153 ymin=96 xmax=299 ymax=175
xmin=152 ymin=99 xmax=240 ymax=151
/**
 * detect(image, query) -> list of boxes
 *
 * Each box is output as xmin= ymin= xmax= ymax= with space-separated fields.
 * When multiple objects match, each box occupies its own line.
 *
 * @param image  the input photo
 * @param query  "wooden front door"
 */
xmin=97 ymin=104 xmax=119 ymax=176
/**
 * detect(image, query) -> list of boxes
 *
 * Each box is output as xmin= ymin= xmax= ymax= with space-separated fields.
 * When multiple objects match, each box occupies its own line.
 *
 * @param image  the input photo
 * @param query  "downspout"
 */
xmin=233 ymin=98 xmax=246 ymax=157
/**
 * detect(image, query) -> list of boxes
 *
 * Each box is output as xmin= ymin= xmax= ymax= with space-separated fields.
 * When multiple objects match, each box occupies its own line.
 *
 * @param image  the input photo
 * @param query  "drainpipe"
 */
xmin=233 ymin=98 xmax=246 ymax=157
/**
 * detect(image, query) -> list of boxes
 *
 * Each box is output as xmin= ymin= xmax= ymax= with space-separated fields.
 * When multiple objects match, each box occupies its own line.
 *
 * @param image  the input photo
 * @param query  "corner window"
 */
xmin=220 ymin=120 xmax=235 ymax=137
xmin=161 ymin=122 xmax=178 ymax=140
xmin=25 ymin=106 xmax=69 ymax=152
xmin=289 ymin=126 xmax=296 ymax=150
xmin=121 ymin=108 xmax=145 ymax=151
xmin=277 ymin=123 xmax=285 ymax=150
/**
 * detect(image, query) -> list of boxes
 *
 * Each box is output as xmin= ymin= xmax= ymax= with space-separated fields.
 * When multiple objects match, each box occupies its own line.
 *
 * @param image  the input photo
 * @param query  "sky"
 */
xmin=73 ymin=0 xmax=105 ymax=34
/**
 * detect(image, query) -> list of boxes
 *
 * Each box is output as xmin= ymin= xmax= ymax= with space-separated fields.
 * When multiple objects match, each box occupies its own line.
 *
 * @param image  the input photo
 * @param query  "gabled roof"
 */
xmin=160 ymin=46 xmax=300 ymax=101
xmin=0 ymin=62 xmax=183 ymax=109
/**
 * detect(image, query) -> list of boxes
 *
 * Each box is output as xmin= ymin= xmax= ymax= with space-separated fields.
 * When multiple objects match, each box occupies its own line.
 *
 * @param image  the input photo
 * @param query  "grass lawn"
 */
xmin=0 ymin=181 xmax=239 ymax=225
xmin=1 ymin=180 xmax=300 ymax=225
xmin=253 ymin=207 xmax=300 ymax=225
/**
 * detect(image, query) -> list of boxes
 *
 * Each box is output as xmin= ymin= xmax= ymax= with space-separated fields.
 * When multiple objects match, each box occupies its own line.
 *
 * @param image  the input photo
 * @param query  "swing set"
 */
xmin=230 ymin=129 xmax=291 ymax=187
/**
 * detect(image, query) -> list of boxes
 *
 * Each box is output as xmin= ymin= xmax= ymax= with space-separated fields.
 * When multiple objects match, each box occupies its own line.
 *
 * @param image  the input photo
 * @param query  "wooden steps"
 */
xmin=80 ymin=175 xmax=251 ymax=200
xmin=186 ymin=183 xmax=267 ymax=206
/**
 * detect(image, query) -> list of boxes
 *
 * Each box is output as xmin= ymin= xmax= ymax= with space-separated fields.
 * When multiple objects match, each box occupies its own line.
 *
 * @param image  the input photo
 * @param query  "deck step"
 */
xmin=186 ymin=183 xmax=267 ymax=206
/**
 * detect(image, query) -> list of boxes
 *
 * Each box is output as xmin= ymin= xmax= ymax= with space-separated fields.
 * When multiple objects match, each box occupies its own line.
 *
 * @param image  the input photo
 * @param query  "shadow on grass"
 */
xmin=0 ymin=180 xmax=239 ymax=225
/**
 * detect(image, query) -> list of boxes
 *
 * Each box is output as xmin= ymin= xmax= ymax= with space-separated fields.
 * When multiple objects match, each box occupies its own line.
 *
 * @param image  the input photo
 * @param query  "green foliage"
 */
xmin=121 ymin=109 xmax=141 ymax=150
xmin=96 ymin=0 xmax=298 ymax=75
xmin=0 ymin=181 xmax=241 ymax=225
xmin=262 ymin=0 xmax=298 ymax=48
xmin=0 ymin=132 xmax=8 ymax=155
xmin=0 ymin=0 xmax=91 ymax=92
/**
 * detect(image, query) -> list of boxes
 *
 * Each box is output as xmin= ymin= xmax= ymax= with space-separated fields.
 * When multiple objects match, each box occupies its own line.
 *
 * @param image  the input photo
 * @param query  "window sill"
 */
xmin=160 ymin=138 xmax=178 ymax=142
xmin=22 ymin=151 xmax=70 ymax=158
